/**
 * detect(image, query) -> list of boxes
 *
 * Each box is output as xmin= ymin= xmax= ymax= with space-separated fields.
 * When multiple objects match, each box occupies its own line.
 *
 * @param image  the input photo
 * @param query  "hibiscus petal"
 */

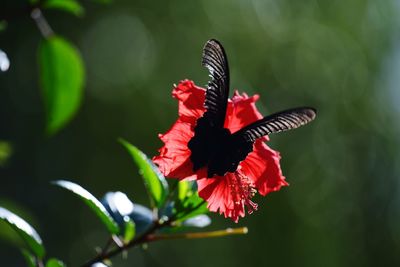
xmin=197 ymin=170 xmax=258 ymax=223
xmin=224 ymin=91 xmax=268 ymax=140
xmin=153 ymin=119 xmax=195 ymax=179
xmin=240 ymin=140 xmax=288 ymax=196
xmin=197 ymin=175 xmax=242 ymax=222
xmin=172 ymin=80 xmax=206 ymax=123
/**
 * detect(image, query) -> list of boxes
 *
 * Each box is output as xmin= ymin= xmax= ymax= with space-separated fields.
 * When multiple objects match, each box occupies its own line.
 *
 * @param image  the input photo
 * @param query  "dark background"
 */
xmin=1 ymin=0 xmax=400 ymax=266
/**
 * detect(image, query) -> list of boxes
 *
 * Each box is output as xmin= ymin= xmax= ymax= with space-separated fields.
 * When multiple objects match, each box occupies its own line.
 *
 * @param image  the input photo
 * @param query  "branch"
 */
xmin=80 ymin=221 xmax=247 ymax=267
xmin=30 ymin=8 xmax=54 ymax=38
xmin=147 ymin=227 xmax=248 ymax=242
xmin=80 ymin=220 xmax=162 ymax=267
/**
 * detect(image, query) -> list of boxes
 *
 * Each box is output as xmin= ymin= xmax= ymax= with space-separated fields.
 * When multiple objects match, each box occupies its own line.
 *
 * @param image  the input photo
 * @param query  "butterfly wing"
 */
xmin=201 ymin=39 xmax=230 ymax=127
xmin=188 ymin=39 xmax=231 ymax=173
xmin=212 ymin=107 xmax=317 ymax=176
xmin=233 ymin=107 xmax=317 ymax=143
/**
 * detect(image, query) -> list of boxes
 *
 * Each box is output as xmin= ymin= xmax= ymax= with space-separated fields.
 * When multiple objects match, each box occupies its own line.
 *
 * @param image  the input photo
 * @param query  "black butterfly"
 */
xmin=188 ymin=39 xmax=316 ymax=178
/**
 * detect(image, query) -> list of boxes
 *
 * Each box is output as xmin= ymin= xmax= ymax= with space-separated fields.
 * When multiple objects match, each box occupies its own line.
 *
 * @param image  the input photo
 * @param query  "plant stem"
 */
xmin=30 ymin=8 xmax=54 ymax=38
xmin=37 ymin=258 xmax=44 ymax=267
xmin=80 ymin=220 xmax=163 ymax=267
xmin=147 ymin=227 xmax=248 ymax=241
xmin=80 ymin=220 xmax=247 ymax=267
xmin=99 ymin=237 xmax=113 ymax=256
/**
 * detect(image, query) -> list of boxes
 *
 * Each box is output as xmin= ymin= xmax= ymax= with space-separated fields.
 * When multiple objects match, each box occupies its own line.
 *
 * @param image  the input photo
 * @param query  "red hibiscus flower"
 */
xmin=153 ymin=80 xmax=288 ymax=222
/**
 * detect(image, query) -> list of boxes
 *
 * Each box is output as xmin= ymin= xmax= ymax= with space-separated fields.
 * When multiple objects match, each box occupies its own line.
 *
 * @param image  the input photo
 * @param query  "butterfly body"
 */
xmin=188 ymin=39 xmax=316 ymax=178
xmin=188 ymin=116 xmax=253 ymax=177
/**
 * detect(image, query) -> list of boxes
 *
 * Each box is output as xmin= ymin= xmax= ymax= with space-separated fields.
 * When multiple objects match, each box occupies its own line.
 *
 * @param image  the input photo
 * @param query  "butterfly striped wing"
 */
xmin=233 ymin=107 xmax=317 ymax=143
xmin=201 ymin=39 xmax=230 ymax=127
xmin=204 ymin=107 xmax=316 ymax=177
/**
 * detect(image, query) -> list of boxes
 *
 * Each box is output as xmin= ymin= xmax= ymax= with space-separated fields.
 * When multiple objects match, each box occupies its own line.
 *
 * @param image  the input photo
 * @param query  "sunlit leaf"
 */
xmin=178 ymin=180 xmax=190 ymax=201
xmin=182 ymin=214 xmax=211 ymax=228
xmin=123 ymin=218 xmax=135 ymax=243
xmin=53 ymin=180 xmax=119 ymax=234
xmin=174 ymin=189 xmax=208 ymax=222
xmin=39 ymin=35 xmax=85 ymax=135
xmin=174 ymin=181 xmax=208 ymax=221
xmin=101 ymin=192 xmax=153 ymax=234
xmin=119 ymin=139 xmax=168 ymax=208
xmin=46 ymin=258 xmax=66 ymax=267
xmin=174 ymin=181 xmax=208 ymax=222
xmin=21 ymin=249 xmax=36 ymax=267
xmin=0 ymin=49 xmax=10 ymax=72
xmin=43 ymin=0 xmax=84 ymax=17
xmin=101 ymin=191 xmax=134 ymax=227
xmin=0 ymin=207 xmax=45 ymax=258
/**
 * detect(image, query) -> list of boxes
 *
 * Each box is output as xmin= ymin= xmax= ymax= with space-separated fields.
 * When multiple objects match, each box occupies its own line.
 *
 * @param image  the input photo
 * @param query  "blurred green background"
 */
xmin=1 ymin=0 xmax=400 ymax=266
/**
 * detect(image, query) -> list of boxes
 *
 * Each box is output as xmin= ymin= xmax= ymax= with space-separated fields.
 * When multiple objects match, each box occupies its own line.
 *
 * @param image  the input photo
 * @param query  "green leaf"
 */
xmin=39 ymin=35 xmax=85 ymax=135
xmin=174 ymin=181 xmax=208 ymax=221
xmin=46 ymin=258 xmax=66 ymax=267
xmin=21 ymin=249 xmax=37 ymax=267
xmin=178 ymin=180 xmax=190 ymax=201
xmin=0 ymin=207 xmax=45 ymax=258
xmin=119 ymin=139 xmax=168 ymax=208
xmin=123 ymin=218 xmax=136 ymax=243
xmin=175 ymin=193 xmax=208 ymax=222
xmin=53 ymin=180 xmax=120 ymax=235
xmin=43 ymin=0 xmax=85 ymax=17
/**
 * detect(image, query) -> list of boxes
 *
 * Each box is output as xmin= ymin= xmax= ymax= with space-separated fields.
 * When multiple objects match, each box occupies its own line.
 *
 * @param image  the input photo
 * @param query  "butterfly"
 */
xmin=187 ymin=39 xmax=317 ymax=178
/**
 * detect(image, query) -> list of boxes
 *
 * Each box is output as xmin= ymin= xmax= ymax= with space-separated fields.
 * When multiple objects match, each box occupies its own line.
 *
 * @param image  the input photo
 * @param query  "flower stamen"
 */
xmin=228 ymin=170 xmax=258 ymax=220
